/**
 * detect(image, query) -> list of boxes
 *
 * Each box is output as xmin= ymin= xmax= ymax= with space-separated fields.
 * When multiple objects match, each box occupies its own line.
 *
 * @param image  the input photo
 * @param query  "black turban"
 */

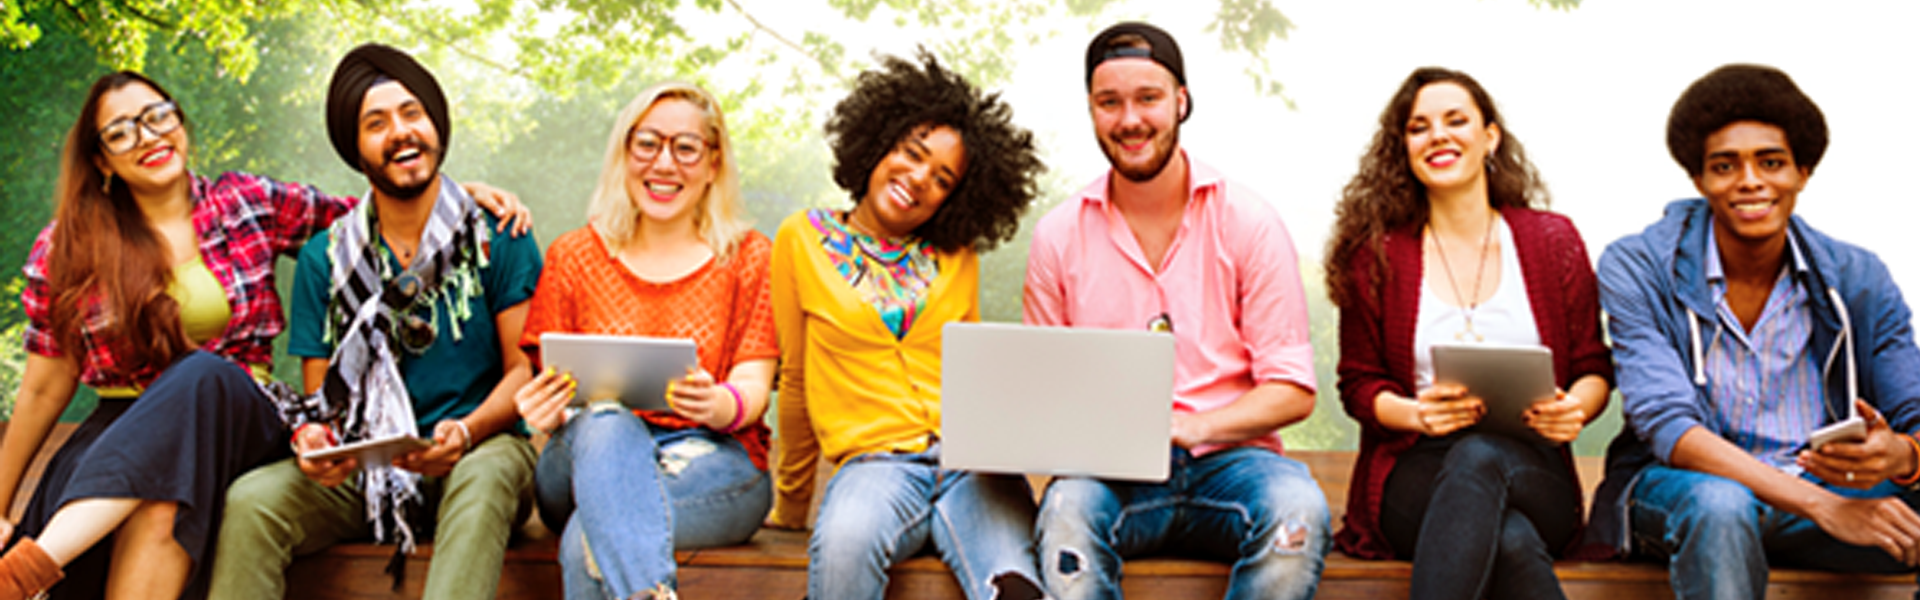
xmin=326 ymin=43 xmax=450 ymax=172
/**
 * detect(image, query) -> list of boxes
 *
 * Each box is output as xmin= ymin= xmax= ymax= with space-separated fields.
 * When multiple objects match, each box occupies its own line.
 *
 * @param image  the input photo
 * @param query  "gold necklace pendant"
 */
xmin=1456 ymin=314 xmax=1484 ymax=342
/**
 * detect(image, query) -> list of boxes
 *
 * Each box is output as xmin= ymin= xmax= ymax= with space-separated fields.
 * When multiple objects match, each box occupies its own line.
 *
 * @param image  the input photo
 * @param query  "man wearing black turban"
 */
xmin=208 ymin=43 xmax=544 ymax=600
xmin=328 ymin=43 xmax=452 ymax=199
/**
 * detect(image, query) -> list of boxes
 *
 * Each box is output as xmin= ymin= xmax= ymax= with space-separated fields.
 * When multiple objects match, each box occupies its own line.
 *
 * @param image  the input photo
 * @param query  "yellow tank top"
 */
xmin=170 ymin=257 xmax=232 ymax=347
xmin=96 ymin=258 xmax=235 ymax=399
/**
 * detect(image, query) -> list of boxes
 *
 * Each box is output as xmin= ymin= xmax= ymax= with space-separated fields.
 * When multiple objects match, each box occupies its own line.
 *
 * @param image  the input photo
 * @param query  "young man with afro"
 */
xmin=1586 ymin=64 xmax=1920 ymax=598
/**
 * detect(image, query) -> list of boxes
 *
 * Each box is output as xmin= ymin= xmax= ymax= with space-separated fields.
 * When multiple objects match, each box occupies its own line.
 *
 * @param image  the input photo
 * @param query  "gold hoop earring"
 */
xmin=102 ymin=173 xmax=113 ymax=194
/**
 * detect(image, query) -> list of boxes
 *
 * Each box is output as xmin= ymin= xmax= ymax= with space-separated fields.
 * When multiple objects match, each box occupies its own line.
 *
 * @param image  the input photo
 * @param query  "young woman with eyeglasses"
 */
xmin=510 ymin=82 xmax=773 ymax=600
xmin=0 ymin=71 xmax=527 ymax=600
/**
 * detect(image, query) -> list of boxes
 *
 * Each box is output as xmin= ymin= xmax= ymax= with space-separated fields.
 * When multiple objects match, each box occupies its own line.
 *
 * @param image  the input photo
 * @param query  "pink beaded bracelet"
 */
xmin=718 ymin=382 xmax=747 ymax=433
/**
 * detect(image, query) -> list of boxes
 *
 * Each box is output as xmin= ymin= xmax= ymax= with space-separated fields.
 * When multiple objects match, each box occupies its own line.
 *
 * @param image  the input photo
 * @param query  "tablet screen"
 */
xmin=540 ymin=333 xmax=699 ymax=412
xmin=1431 ymin=343 xmax=1557 ymax=444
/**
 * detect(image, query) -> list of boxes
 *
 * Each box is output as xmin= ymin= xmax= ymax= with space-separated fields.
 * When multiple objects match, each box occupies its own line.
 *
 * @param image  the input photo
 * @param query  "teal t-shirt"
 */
xmin=289 ymin=212 xmax=541 ymax=436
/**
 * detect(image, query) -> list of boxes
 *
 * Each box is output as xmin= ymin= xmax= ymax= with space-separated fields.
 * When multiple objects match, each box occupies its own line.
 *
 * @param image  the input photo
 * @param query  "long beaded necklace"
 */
xmin=1429 ymin=214 xmax=1498 ymax=342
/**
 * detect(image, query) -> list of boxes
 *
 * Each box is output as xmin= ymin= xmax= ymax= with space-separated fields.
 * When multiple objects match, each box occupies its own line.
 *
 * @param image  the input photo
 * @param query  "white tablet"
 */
xmin=301 ymin=434 xmax=432 ymax=465
xmin=1431 ymin=343 xmax=1558 ymax=444
xmin=539 ymin=332 xmax=698 ymax=412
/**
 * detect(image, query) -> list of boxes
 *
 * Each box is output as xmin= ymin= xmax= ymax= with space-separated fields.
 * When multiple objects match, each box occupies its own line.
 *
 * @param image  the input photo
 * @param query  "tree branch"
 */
xmin=106 ymin=0 xmax=176 ymax=29
xmin=345 ymin=0 xmax=536 ymax=83
xmin=722 ymin=0 xmax=839 ymax=79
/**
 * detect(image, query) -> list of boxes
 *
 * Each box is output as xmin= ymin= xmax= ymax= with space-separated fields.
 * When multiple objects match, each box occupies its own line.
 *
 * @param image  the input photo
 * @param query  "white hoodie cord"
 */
xmin=1688 ymin=308 xmax=1707 ymax=386
xmin=1827 ymin=287 xmax=1858 ymax=413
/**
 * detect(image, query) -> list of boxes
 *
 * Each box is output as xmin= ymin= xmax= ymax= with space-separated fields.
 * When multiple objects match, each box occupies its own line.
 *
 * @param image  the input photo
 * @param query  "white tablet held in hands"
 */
xmin=539 ymin=332 xmax=699 ymax=412
xmin=301 ymin=434 xmax=432 ymax=466
xmin=1431 ymin=343 xmax=1557 ymax=444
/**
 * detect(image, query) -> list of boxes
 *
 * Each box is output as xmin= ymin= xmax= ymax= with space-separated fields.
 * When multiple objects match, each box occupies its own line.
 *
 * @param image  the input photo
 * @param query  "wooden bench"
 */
xmin=7 ymin=423 xmax=1915 ymax=598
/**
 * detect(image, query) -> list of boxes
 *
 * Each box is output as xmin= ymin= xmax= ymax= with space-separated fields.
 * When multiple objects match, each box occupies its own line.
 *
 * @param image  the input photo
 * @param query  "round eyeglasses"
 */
xmin=629 ymin=128 xmax=712 ymax=166
xmin=99 ymin=101 xmax=182 ymax=156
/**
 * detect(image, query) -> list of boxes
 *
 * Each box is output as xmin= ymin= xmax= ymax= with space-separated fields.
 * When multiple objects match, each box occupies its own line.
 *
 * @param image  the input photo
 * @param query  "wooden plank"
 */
xmin=5 ymin=424 xmax=1912 ymax=600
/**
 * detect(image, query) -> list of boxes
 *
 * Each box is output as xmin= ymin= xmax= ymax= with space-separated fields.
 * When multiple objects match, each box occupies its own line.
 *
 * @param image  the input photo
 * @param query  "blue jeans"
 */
xmin=808 ymin=445 xmax=1044 ymax=600
xmin=535 ymin=406 xmax=771 ymax=600
xmin=1380 ymin=433 xmax=1579 ymax=600
xmin=1630 ymin=464 xmax=1920 ymax=600
xmin=1036 ymin=447 xmax=1330 ymax=600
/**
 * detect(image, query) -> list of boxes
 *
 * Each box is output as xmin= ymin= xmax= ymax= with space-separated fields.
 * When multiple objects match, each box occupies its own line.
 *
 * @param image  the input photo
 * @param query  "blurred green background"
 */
xmin=0 ymin=0 xmax=1619 ymax=455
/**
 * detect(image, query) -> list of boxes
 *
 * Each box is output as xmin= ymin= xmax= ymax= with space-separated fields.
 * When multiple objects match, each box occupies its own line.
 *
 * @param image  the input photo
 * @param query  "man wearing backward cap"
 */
xmin=1023 ymin=22 xmax=1331 ymax=599
xmin=209 ymin=43 xmax=544 ymax=600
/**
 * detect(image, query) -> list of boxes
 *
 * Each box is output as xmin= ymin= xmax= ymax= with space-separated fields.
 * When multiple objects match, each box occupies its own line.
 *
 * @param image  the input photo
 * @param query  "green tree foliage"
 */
xmin=0 ymin=0 xmax=1618 ymax=454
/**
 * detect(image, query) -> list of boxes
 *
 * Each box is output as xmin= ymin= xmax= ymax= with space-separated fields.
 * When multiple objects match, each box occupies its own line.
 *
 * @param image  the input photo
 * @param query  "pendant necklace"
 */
xmin=1430 ymin=214 xmax=1497 ymax=342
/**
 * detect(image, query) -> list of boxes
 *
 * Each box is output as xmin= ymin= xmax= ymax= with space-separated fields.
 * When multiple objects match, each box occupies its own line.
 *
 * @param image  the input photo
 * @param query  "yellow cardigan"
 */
xmin=767 ymin=210 xmax=979 ymax=527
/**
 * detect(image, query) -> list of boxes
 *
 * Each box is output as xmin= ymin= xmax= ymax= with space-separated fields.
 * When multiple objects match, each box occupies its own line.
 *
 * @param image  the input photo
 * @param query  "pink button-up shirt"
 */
xmin=1023 ymin=155 xmax=1316 ymax=456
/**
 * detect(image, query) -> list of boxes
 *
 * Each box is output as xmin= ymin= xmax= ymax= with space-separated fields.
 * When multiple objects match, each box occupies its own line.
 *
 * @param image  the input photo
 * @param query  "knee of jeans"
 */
xmin=1258 ymin=515 xmax=1324 ymax=558
xmin=1249 ymin=490 xmax=1331 ymax=559
xmin=1038 ymin=478 xmax=1109 ymax=531
xmin=657 ymin=436 xmax=720 ymax=479
xmin=1671 ymin=477 xmax=1761 ymax=536
xmin=809 ymin=506 xmax=896 ymax=567
xmin=1443 ymin=433 xmax=1525 ymax=472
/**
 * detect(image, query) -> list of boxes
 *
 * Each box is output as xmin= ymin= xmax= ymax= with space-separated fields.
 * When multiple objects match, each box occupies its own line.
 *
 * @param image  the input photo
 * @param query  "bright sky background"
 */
xmin=719 ymin=0 xmax=1920 ymax=296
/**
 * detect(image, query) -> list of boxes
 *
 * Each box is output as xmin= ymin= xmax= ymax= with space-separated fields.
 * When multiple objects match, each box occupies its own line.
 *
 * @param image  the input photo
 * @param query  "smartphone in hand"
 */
xmin=1807 ymin=416 xmax=1868 ymax=452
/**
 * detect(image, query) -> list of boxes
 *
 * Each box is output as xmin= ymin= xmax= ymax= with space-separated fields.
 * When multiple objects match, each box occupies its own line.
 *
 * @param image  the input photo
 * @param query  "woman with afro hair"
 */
xmin=766 ymin=50 xmax=1048 ymax=600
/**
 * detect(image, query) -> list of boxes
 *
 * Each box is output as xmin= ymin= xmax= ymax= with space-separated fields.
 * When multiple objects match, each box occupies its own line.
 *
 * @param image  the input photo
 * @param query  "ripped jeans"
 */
xmin=808 ymin=444 xmax=1045 ymax=600
xmin=1036 ymin=446 xmax=1330 ymax=600
xmin=535 ymin=406 xmax=771 ymax=600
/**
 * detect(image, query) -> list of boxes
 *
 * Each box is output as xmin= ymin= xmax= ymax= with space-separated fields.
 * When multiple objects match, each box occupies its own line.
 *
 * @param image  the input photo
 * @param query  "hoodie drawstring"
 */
xmin=1688 ymin=308 xmax=1707 ymax=386
xmin=1826 ymin=287 xmax=1858 ymax=408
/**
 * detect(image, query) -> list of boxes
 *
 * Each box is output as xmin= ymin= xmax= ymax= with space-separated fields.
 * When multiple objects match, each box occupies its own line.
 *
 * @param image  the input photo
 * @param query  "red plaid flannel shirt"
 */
xmin=20 ymin=172 xmax=357 ymax=390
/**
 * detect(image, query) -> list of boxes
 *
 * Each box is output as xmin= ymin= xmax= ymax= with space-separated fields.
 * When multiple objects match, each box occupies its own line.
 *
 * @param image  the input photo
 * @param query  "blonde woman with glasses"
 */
xmin=512 ymin=82 xmax=774 ymax=600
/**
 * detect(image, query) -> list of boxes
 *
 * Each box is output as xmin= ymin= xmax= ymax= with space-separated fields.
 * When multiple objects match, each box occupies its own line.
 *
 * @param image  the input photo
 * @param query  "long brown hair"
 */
xmin=1324 ymin=67 xmax=1548 ymax=309
xmin=47 ymin=71 xmax=193 ymax=375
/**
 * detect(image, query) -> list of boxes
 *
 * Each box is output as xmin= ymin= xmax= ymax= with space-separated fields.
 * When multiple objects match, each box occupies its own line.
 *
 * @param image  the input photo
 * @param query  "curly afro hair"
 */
xmin=825 ymin=49 xmax=1044 ymax=253
xmin=1667 ymin=64 xmax=1827 ymax=177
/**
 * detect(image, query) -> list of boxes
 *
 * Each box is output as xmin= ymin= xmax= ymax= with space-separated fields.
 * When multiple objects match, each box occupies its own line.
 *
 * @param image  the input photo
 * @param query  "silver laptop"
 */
xmin=939 ymin=322 xmax=1174 ymax=482
xmin=540 ymin=332 xmax=698 ymax=411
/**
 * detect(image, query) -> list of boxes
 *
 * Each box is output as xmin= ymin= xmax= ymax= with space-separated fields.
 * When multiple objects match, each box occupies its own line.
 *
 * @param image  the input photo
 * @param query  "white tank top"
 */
xmin=1413 ymin=217 xmax=1540 ymax=390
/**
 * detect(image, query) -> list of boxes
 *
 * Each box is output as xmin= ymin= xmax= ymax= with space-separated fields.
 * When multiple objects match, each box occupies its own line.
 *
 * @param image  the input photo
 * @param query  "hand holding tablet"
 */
xmin=539 ymin=333 xmax=698 ymax=412
xmin=300 ymin=434 xmax=433 ymax=468
xmin=1431 ymin=343 xmax=1559 ymax=444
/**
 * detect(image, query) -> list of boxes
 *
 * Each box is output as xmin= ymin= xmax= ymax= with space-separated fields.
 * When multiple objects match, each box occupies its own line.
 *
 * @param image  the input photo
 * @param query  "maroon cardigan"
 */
xmin=1331 ymin=208 xmax=1614 ymax=560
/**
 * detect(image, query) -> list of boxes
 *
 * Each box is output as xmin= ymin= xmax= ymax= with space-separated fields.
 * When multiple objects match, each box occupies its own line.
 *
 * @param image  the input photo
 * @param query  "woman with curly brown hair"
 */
xmin=766 ymin=50 xmax=1047 ymax=600
xmin=1324 ymin=67 xmax=1612 ymax=600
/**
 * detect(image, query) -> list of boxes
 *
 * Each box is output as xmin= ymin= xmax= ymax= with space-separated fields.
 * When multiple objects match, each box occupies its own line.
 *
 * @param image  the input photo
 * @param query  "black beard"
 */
xmin=362 ymin=139 xmax=441 ymax=200
xmin=368 ymin=168 xmax=434 ymax=200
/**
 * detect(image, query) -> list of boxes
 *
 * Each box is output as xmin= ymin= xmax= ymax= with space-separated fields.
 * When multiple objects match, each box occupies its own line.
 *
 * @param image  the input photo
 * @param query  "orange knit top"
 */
xmin=520 ymin=225 xmax=778 ymax=468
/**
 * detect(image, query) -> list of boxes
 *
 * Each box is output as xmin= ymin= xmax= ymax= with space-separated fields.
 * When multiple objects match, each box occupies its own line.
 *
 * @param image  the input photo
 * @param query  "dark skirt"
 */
xmin=14 ymin=351 xmax=291 ymax=600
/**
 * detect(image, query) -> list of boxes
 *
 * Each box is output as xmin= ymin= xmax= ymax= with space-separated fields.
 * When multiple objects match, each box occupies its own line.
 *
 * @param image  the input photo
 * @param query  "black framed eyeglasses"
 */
xmin=629 ymin=128 xmax=712 ymax=166
xmin=98 ymin=101 xmax=182 ymax=156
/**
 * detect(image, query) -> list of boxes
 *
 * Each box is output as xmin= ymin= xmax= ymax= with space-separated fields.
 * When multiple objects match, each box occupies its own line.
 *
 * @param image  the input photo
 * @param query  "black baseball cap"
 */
xmin=1085 ymin=22 xmax=1190 ymax=122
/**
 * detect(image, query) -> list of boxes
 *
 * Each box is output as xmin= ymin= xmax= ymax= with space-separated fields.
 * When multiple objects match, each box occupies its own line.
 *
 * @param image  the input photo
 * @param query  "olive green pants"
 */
xmin=207 ymin=434 xmax=534 ymax=600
